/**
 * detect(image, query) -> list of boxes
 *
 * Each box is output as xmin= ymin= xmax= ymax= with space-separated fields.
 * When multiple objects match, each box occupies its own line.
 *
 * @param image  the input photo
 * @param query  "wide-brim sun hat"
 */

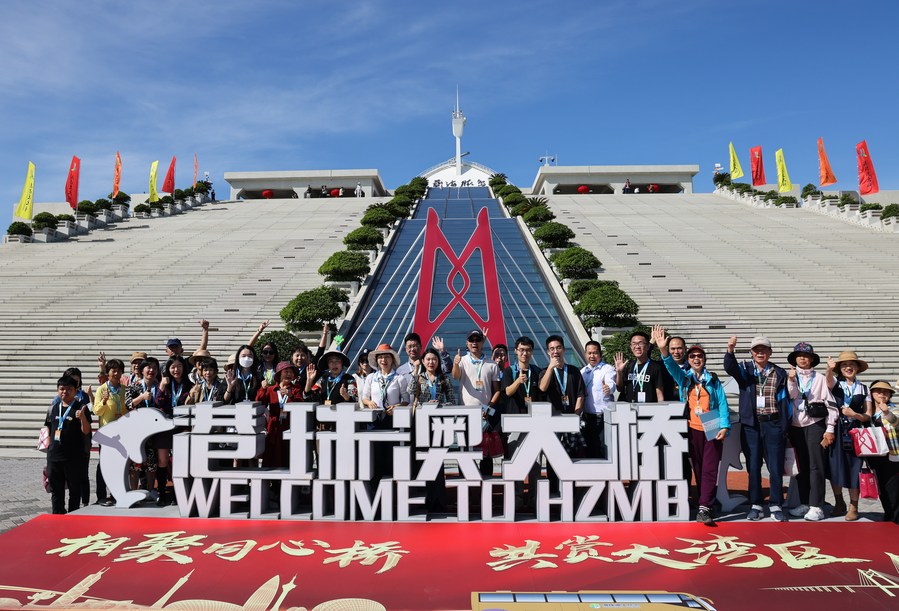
xmin=368 ymin=343 xmax=401 ymax=369
xmin=787 ymin=342 xmax=820 ymax=368
xmin=318 ymin=350 xmax=350 ymax=371
xmin=833 ymin=350 xmax=868 ymax=373
xmin=870 ymin=381 xmax=894 ymax=395
xmin=274 ymin=360 xmax=299 ymax=381
xmin=130 ymin=351 xmax=148 ymax=364
xmin=189 ymin=349 xmax=211 ymax=366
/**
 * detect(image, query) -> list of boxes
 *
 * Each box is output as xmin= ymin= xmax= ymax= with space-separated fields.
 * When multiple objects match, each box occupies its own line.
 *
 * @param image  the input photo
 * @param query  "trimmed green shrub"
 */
xmin=280 ymin=285 xmax=349 ymax=332
xmin=409 ymin=176 xmax=429 ymax=196
xmin=318 ymin=250 xmax=371 ymax=282
xmin=160 ymin=195 xmax=174 ymax=205
xmin=773 ymin=195 xmax=797 ymax=206
xmin=393 ymin=184 xmax=415 ymax=200
xmin=343 ymin=226 xmax=384 ymax=250
xmin=32 ymin=212 xmax=58 ymax=231
xmin=6 ymin=221 xmax=32 ymax=237
xmin=601 ymin=325 xmax=659 ymax=361
xmin=880 ymin=204 xmax=899 ymax=220
xmin=533 ymin=222 xmax=574 ymax=248
xmin=527 ymin=196 xmax=548 ymax=207
xmin=567 ymin=279 xmax=620 ymax=302
xmin=575 ymin=285 xmax=640 ymax=327
xmin=194 ymin=180 xmax=211 ymax=195
xmin=860 ymin=203 xmax=883 ymax=213
xmin=109 ymin=191 xmax=131 ymax=206
xmin=256 ymin=330 xmax=306 ymax=360
xmin=55 ymin=214 xmax=75 ymax=223
xmin=837 ymin=193 xmax=857 ymax=208
xmin=496 ymin=184 xmax=522 ymax=198
xmin=550 ymin=247 xmax=601 ymax=279
xmin=763 ymin=190 xmax=778 ymax=202
xmin=76 ymin=201 xmax=99 ymax=216
xmin=149 ymin=201 xmax=164 ymax=210
xmin=360 ymin=207 xmax=397 ymax=228
xmin=822 ymin=194 xmax=838 ymax=200
xmin=134 ymin=204 xmax=151 ymax=214
xmin=523 ymin=206 xmax=555 ymax=227
xmin=712 ymin=172 xmax=731 ymax=187
xmin=502 ymin=192 xmax=526 ymax=209
xmin=94 ymin=198 xmax=113 ymax=211
xmin=801 ymin=183 xmax=822 ymax=199
xmin=386 ymin=195 xmax=413 ymax=217
xmin=510 ymin=200 xmax=538 ymax=217
xmin=489 ymin=173 xmax=508 ymax=189
xmin=173 ymin=189 xmax=185 ymax=201
xmin=733 ymin=183 xmax=753 ymax=194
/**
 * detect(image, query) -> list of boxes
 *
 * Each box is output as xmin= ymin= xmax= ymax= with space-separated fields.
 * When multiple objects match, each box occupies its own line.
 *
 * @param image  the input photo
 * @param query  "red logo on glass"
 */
xmin=413 ymin=207 xmax=506 ymax=349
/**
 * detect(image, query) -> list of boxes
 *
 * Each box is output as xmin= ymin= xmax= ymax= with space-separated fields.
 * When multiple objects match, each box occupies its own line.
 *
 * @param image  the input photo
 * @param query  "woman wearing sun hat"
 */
xmin=868 ymin=381 xmax=899 ymax=523
xmin=825 ymin=350 xmax=874 ymax=521
xmin=362 ymin=343 xmax=410 ymax=485
xmin=785 ymin=342 xmax=838 ymax=521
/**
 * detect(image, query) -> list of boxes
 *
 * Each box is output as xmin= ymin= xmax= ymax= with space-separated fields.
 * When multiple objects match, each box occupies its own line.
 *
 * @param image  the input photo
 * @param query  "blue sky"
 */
xmin=3 ymin=0 xmax=898 ymax=206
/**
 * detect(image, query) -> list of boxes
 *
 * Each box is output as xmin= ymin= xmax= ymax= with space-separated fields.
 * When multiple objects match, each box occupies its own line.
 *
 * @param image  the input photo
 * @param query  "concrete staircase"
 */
xmin=0 ymin=196 xmax=384 ymax=455
xmin=549 ymin=192 xmax=899 ymax=381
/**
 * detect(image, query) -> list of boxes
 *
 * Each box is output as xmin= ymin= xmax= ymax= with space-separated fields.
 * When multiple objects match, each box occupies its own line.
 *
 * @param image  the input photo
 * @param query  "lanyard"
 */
xmin=171 ymin=383 xmax=182 ymax=407
xmin=798 ymin=371 xmax=814 ymax=396
xmin=755 ymin=365 xmax=771 ymax=396
xmin=107 ymin=384 xmax=124 ymax=414
xmin=469 ymin=354 xmax=484 ymax=380
xmin=632 ymin=360 xmax=649 ymax=392
xmin=553 ymin=366 xmax=568 ymax=397
xmin=378 ymin=372 xmax=396 ymax=405
xmin=840 ymin=381 xmax=858 ymax=406
xmin=326 ymin=370 xmax=344 ymax=402
xmin=202 ymin=381 xmax=217 ymax=402
xmin=427 ymin=374 xmax=437 ymax=401
xmin=512 ymin=364 xmax=531 ymax=396
xmin=263 ymin=365 xmax=275 ymax=385
xmin=141 ymin=380 xmax=156 ymax=408
xmin=57 ymin=402 xmax=74 ymax=430
xmin=277 ymin=390 xmax=289 ymax=410
xmin=237 ymin=369 xmax=252 ymax=396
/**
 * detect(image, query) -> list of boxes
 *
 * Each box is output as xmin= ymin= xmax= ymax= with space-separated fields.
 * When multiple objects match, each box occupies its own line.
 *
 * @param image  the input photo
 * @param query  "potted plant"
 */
xmin=31 ymin=212 xmax=60 ymax=242
xmin=360 ymin=207 xmax=397 ymax=229
xmin=567 ymin=279 xmax=620 ymax=303
xmin=774 ymin=195 xmax=798 ymax=208
xmin=318 ymin=250 xmax=371 ymax=282
xmin=533 ymin=221 xmax=575 ymax=249
xmin=879 ymin=204 xmax=899 ymax=231
xmin=523 ymin=205 xmax=555 ymax=228
xmin=343 ymin=226 xmax=385 ymax=252
xmin=133 ymin=203 xmax=152 ymax=218
xmin=859 ymin=202 xmax=883 ymax=225
xmin=5 ymin=221 xmax=33 ymax=243
xmin=75 ymin=201 xmax=100 ymax=229
xmin=574 ymin=285 xmax=640 ymax=331
xmin=54 ymin=213 xmax=79 ymax=237
xmin=549 ymin=247 xmax=602 ymax=280
xmin=109 ymin=191 xmax=131 ymax=216
xmin=280 ymin=285 xmax=350 ymax=332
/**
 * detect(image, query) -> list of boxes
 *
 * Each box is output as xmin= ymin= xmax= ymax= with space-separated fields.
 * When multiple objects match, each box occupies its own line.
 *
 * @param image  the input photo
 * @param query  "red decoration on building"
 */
xmin=262 ymin=189 xmax=274 ymax=199
xmin=577 ymin=185 xmax=589 ymax=194
xmin=413 ymin=207 xmax=506 ymax=349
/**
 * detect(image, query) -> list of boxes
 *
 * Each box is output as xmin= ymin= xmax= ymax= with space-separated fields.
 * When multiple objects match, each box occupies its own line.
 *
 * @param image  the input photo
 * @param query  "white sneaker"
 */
xmin=804 ymin=506 xmax=825 ymax=521
xmin=789 ymin=504 xmax=810 ymax=518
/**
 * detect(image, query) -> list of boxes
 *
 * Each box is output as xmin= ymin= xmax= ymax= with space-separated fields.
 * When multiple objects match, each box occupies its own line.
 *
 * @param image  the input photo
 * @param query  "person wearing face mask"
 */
xmin=784 ymin=343 xmax=837 ymax=522
xmin=614 ymin=331 xmax=665 ymax=403
xmin=654 ymin=325 xmax=729 ymax=525
xmin=724 ymin=335 xmax=791 ymax=521
xmin=225 ymin=344 xmax=262 ymax=404
xmin=825 ymin=351 xmax=874 ymax=521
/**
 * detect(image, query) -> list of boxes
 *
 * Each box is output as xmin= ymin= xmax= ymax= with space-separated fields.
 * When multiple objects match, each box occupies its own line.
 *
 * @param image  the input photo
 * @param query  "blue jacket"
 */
xmin=662 ymin=355 xmax=730 ymax=431
xmin=723 ymin=352 xmax=791 ymax=430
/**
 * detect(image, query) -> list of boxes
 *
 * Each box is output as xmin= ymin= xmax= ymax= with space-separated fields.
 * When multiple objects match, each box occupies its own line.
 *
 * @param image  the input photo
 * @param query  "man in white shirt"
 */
xmin=581 ymin=340 xmax=617 ymax=459
xmin=452 ymin=329 xmax=501 ymax=477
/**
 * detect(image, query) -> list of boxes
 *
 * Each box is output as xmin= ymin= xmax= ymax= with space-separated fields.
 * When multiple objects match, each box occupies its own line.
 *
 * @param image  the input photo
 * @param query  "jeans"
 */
xmin=741 ymin=419 xmax=786 ymax=507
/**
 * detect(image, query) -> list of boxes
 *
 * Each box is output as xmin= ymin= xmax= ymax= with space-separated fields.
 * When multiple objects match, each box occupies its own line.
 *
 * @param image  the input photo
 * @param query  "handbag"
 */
xmin=860 ymin=465 xmax=879 ymax=500
xmin=850 ymin=427 xmax=889 ymax=457
xmin=478 ymin=430 xmax=505 ymax=458
xmin=805 ymin=401 xmax=828 ymax=419
xmin=38 ymin=426 xmax=50 ymax=452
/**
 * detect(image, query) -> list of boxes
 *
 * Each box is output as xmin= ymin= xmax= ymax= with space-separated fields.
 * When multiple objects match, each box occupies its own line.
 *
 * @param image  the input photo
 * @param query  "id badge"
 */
xmin=524 ymin=396 xmax=532 ymax=407
xmin=756 ymin=396 xmax=766 ymax=409
xmin=324 ymin=400 xmax=332 ymax=406
xmin=561 ymin=395 xmax=569 ymax=407
xmin=475 ymin=380 xmax=483 ymax=390
xmin=694 ymin=406 xmax=703 ymax=415
xmin=54 ymin=428 xmax=61 ymax=442
xmin=637 ymin=391 xmax=646 ymax=403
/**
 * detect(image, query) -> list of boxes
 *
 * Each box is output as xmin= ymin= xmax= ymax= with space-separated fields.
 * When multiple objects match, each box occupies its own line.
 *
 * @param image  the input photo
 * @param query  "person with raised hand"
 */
xmin=784 ymin=342 xmax=837 ymax=522
xmin=723 ymin=334 xmax=791 ymax=522
xmin=653 ymin=325 xmax=729 ymax=525
xmin=614 ymin=330 xmax=664 ymax=403
xmin=452 ymin=328 xmax=501 ymax=478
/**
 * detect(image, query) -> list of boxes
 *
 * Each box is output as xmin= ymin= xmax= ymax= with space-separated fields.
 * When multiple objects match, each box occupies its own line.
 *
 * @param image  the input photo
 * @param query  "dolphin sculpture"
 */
xmin=93 ymin=408 xmax=177 ymax=508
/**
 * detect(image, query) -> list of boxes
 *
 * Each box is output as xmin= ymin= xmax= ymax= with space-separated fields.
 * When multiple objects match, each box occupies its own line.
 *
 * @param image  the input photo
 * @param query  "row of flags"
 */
xmin=728 ymin=139 xmax=880 ymax=195
xmin=14 ymin=153 xmax=200 ymax=220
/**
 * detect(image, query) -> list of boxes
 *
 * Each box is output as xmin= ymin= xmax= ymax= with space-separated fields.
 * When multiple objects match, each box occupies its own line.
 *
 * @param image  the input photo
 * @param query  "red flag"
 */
xmin=856 ymin=140 xmax=879 ymax=195
xmin=162 ymin=156 xmax=176 ymax=193
xmin=817 ymin=138 xmax=837 ymax=187
xmin=193 ymin=153 xmax=198 ymax=188
xmin=65 ymin=156 xmax=81 ymax=210
xmin=750 ymin=146 xmax=766 ymax=186
xmin=113 ymin=152 xmax=123 ymax=198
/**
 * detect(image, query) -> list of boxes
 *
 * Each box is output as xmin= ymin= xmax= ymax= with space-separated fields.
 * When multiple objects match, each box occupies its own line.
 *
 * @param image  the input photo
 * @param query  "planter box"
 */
xmin=56 ymin=221 xmax=84 ymax=237
xmin=3 ymin=234 xmax=32 ymax=244
xmin=164 ymin=204 xmax=178 ymax=215
xmin=882 ymin=217 xmax=899 ymax=233
xmin=75 ymin=213 xmax=98 ymax=231
xmin=96 ymin=210 xmax=115 ymax=225
xmin=861 ymin=210 xmax=882 ymax=226
xmin=31 ymin=227 xmax=59 ymax=243
xmin=326 ymin=280 xmax=361 ymax=299
xmin=112 ymin=204 xmax=130 ymax=218
xmin=150 ymin=208 xmax=166 ymax=217
xmin=136 ymin=212 xmax=151 ymax=219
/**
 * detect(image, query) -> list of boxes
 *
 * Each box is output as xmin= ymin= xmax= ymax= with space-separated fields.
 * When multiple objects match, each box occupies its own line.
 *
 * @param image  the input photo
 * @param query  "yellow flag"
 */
xmin=149 ymin=160 xmax=159 ymax=202
xmin=729 ymin=142 xmax=744 ymax=179
xmin=14 ymin=162 xmax=35 ymax=220
xmin=775 ymin=148 xmax=792 ymax=193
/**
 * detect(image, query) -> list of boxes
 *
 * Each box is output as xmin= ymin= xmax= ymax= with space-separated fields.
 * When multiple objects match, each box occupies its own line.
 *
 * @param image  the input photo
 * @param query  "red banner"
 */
xmin=750 ymin=146 xmax=766 ymax=186
xmin=857 ymin=140 xmax=879 ymax=195
xmin=1 ymin=514 xmax=896 ymax=610
xmin=193 ymin=153 xmax=198 ymax=188
xmin=112 ymin=151 xmax=122 ymax=198
xmin=65 ymin=155 xmax=80 ymax=210
xmin=163 ymin=155 xmax=176 ymax=193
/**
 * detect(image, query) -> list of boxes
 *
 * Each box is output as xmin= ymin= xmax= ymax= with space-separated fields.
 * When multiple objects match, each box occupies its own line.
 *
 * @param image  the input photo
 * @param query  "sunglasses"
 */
xmin=261 ymin=350 xmax=275 ymax=355
xmin=688 ymin=354 xmax=705 ymax=360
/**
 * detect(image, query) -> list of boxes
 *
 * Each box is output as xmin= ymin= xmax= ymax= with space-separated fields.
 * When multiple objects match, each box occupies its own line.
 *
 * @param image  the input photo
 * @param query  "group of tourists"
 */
xmin=42 ymin=320 xmax=898 ymax=525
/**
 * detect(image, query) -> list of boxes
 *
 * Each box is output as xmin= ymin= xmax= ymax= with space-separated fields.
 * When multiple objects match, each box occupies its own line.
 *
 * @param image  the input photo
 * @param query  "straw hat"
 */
xmin=368 ymin=343 xmax=401 ymax=369
xmin=870 ymin=381 xmax=894 ymax=395
xmin=130 ymin=351 xmax=148 ymax=364
xmin=787 ymin=342 xmax=820 ymax=368
xmin=189 ymin=349 xmax=211 ymax=366
xmin=833 ymin=350 xmax=868 ymax=373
